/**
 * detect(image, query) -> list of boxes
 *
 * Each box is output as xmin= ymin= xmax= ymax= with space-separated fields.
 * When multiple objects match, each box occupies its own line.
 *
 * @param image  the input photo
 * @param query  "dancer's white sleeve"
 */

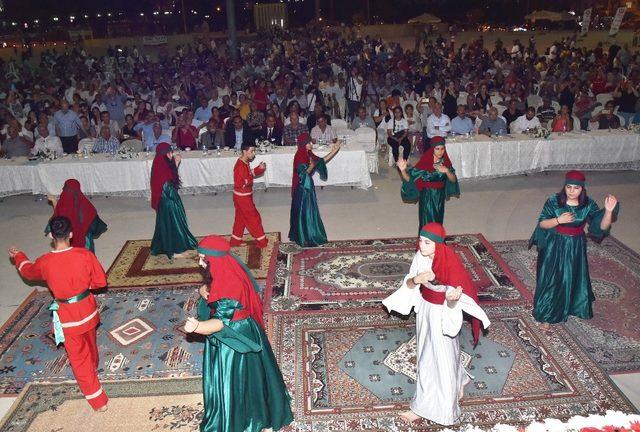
xmin=441 ymin=289 xmax=491 ymax=337
xmin=381 ymin=255 xmax=422 ymax=316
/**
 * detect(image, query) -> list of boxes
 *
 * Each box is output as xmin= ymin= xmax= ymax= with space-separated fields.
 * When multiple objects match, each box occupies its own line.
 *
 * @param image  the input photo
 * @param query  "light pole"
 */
xmin=226 ymin=0 xmax=238 ymax=61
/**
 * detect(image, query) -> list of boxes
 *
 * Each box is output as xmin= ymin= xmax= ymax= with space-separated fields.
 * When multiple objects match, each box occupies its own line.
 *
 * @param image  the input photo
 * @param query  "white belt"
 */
xmin=233 ymin=190 xmax=252 ymax=196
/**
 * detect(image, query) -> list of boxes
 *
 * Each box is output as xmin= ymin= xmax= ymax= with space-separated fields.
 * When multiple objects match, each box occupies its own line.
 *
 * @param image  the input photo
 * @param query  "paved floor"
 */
xmin=0 ymin=165 xmax=639 ymax=417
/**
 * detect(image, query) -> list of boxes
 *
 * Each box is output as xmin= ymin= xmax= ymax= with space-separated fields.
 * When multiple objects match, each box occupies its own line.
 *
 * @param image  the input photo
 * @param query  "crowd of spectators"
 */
xmin=1 ymin=25 xmax=639 ymax=160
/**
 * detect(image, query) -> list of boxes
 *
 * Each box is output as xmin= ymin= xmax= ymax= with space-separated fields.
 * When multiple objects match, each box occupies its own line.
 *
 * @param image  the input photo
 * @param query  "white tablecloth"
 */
xmin=1 ymin=143 xmax=373 ymax=197
xmin=445 ymin=131 xmax=640 ymax=180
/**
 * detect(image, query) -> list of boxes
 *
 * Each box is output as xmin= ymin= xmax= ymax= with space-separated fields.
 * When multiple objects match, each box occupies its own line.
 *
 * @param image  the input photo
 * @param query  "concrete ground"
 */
xmin=0 ymin=163 xmax=639 ymax=418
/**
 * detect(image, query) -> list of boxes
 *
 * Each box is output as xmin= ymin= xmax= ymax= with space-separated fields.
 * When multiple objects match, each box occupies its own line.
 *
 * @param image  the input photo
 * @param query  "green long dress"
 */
xmin=150 ymin=182 xmax=197 ymax=259
xmin=288 ymin=159 xmax=328 ymax=247
xmin=401 ymin=166 xmax=460 ymax=233
xmin=197 ymin=298 xmax=294 ymax=432
xmin=85 ymin=216 xmax=108 ymax=253
xmin=529 ymin=195 xmax=619 ymax=324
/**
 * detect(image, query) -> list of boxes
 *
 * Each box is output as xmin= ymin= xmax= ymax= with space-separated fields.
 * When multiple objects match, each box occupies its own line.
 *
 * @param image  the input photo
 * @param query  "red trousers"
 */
xmin=231 ymin=195 xmax=267 ymax=248
xmin=64 ymin=328 xmax=108 ymax=410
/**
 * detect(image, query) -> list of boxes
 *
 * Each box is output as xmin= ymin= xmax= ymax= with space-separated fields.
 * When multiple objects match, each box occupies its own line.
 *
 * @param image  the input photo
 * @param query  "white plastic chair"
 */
xmin=77 ymin=138 xmax=95 ymax=153
xmin=331 ymin=119 xmax=348 ymax=129
xmin=596 ymin=93 xmax=613 ymax=106
xmin=355 ymin=126 xmax=378 ymax=174
xmin=572 ymin=115 xmax=581 ymax=131
xmin=527 ymin=95 xmax=543 ymax=110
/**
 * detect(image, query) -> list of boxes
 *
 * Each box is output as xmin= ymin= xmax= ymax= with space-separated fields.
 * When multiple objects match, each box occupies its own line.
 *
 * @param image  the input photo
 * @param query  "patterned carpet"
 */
xmin=106 ymin=232 xmax=279 ymax=287
xmin=0 ymin=286 xmax=207 ymax=395
xmin=1 ymin=234 xmax=638 ymax=431
xmin=493 ymin=236 xmax=640 ymax=374
xmin=269 ymin=306 xmax=636 ymax=431
xmin=0 ymin=378 xmax=203 ymax=432
xmin=264 ymin=234 xmax=531 ymax=312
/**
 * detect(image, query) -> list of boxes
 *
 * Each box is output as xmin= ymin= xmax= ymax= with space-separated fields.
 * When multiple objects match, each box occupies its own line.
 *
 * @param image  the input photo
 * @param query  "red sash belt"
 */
xmin=420 ymin=285 xmax=446 ymax=304
xmin=555 ymin=223 xmax=585 ymax=236
xmin=416 ymin=180 xmax=445 ymax=190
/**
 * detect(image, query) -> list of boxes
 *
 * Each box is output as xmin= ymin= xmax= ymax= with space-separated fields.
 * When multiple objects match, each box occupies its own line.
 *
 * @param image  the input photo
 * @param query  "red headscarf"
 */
xmin=414 ymin=136 xmax=452 ymax=172
xmin=420 ymin=222 xmax=482 ymax=346
xmin=150 ymin=143 xmax=176 ymax=210
xmin=291 ymin=132 xmax=318 ymax=195
xmin=52 ymin=179 xmax=97 ymax=248
xmin=197 ymin=235 xmax=265 ymax=329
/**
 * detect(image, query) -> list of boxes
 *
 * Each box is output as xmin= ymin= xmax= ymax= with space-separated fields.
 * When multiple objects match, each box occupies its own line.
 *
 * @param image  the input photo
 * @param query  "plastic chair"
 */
xmin=355 ymin=126 xmax=378 ymax=173
xmin=527 ymin=95 xmax=543 ymax=109
xmin=571 ymin=115 xmax=581 ymax=131
xmin=77 ymin=138 xmax=95 ymax=153
xmin=331 ymin=119 xmax=348 ymax=129
xmin=596 ymin=93 xmax=613 ymax=106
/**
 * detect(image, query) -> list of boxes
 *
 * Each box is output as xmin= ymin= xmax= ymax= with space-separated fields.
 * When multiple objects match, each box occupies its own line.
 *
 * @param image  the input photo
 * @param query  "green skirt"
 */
xmin=199 ymin=300 xmax=294 ymax=432
xmin=418 ymin=187 xmax=445 ymax=229
xmin=86 ymin=215 xmax=108 ymax=253
xmin=533 ymin=232 xmax=594 ymax=323
xmin=150 ymin=183 xmax=197 ymax=259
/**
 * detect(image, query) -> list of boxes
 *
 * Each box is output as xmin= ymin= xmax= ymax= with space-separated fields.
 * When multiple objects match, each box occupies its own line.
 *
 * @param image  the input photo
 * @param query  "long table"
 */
xmin=445 ymin=130 xmax=640 ymax=180
xmin=0 ymin=142 xmax=373 ymax=198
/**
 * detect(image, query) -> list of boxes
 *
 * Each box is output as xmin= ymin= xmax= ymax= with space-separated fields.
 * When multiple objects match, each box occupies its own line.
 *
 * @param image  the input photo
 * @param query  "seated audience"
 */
xmin=511 ymin=107 xmax=542 ymax=133
xmin=92 ymin=125 xmax=121 ymax=153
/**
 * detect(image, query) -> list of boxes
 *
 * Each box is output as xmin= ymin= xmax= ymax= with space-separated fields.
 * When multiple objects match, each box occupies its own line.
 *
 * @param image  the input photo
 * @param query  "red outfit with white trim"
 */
xmin=13 ymin=247 xmax=108 ymax=409
xmin=231 ymin=158 xmax=267 ymax=248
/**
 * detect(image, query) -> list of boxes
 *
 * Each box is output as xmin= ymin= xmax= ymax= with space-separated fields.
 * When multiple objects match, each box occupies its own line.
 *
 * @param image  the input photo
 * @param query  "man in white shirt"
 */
xmin=345 ymin=66 xmax=363 ymax=122
xmin=310 ymin=114 xmax=338 ymax=144
xmin=207 ymin=88 xmax=223 ymax=109
xmin=511 ymin=107 xmax=542 ymax=134
xmin=426 ymin=103 xmax=451 ymax=141
xmin=32 ymin=125 xmax=64 ymax=155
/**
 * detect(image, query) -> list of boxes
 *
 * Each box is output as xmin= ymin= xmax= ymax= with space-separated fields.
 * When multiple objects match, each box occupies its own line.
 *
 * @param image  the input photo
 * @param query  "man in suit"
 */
xmin=258 ymin=114 xmax=282 ymax=146
xmin=225 ymin=115 xmax=253 ymax=150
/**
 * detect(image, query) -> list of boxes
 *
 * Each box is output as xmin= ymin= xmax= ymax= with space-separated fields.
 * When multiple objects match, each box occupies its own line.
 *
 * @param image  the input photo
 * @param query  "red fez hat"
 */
xmin=419 ymin=222 xmax=446 ymax=243
xmin=565 ymin=170 xmax=586 ymax=186
xmin=430 ymin=136 xmax=446 ymax=147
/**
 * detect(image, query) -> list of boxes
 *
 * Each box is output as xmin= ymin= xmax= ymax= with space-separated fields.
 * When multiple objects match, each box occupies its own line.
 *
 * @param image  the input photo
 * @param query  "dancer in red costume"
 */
xmin=8 ymin=216 xmax=109 ymax=411
xmin=231 ymin=143 xmax=268 ymax=248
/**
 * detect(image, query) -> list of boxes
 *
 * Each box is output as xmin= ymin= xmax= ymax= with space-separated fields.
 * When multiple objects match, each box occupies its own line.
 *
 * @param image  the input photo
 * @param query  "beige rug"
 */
xmin=106 ymin=232 xmax=280 ymax=288
xmin=0 ymin=378 xmax=204 ymax=432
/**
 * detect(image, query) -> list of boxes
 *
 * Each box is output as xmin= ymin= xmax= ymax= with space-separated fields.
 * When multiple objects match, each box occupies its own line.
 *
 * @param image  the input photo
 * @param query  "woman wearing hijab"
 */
xmin=47 ymin=179 xmax=107 ymax=253
xmin=149 ymin=142 xmax=197 ymax=259
xmin=397 ymin=136 xmax=460 ymax=233
xmin=184 ymin=235 xmax=294 ymax=432
xmin=288 ymin=133 xmax=340 ymax=247
xmin=383 ymin=223 xmax=490 ymax=426
xmin=529 ymin=171 xmax=619 ymax=328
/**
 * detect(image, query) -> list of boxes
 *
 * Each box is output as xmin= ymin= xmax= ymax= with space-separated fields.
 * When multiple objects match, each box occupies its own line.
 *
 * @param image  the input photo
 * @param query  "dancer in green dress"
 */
xmin=46 ymin=179 xmax=107 ymax=253
xmin=288 ymin=132 xmax=340 ymax=247
xmin=397 ymin=136 xmax=460 ymax=233
xmin=529 ymin=170 xmax=619 ymax=327
xmin=149 ymin=142 xmax=197 ymax=259
xmin=184 ymin=235 xmax=294 ymax=432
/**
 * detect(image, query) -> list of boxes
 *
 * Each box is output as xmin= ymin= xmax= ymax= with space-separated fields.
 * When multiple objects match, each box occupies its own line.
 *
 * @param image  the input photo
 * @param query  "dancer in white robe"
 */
xmin=382 ymin=222 xmax=490 ymax=426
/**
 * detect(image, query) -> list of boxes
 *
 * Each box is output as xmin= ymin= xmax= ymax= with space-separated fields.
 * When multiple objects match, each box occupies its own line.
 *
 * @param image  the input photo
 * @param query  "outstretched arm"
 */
xmin=322 ymin=141 xmax=341 ymax=164
xmin=599 ymin=194 xmax=617 ymax=231
xmin=184 ymin=317 xmax=224 ymax=335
